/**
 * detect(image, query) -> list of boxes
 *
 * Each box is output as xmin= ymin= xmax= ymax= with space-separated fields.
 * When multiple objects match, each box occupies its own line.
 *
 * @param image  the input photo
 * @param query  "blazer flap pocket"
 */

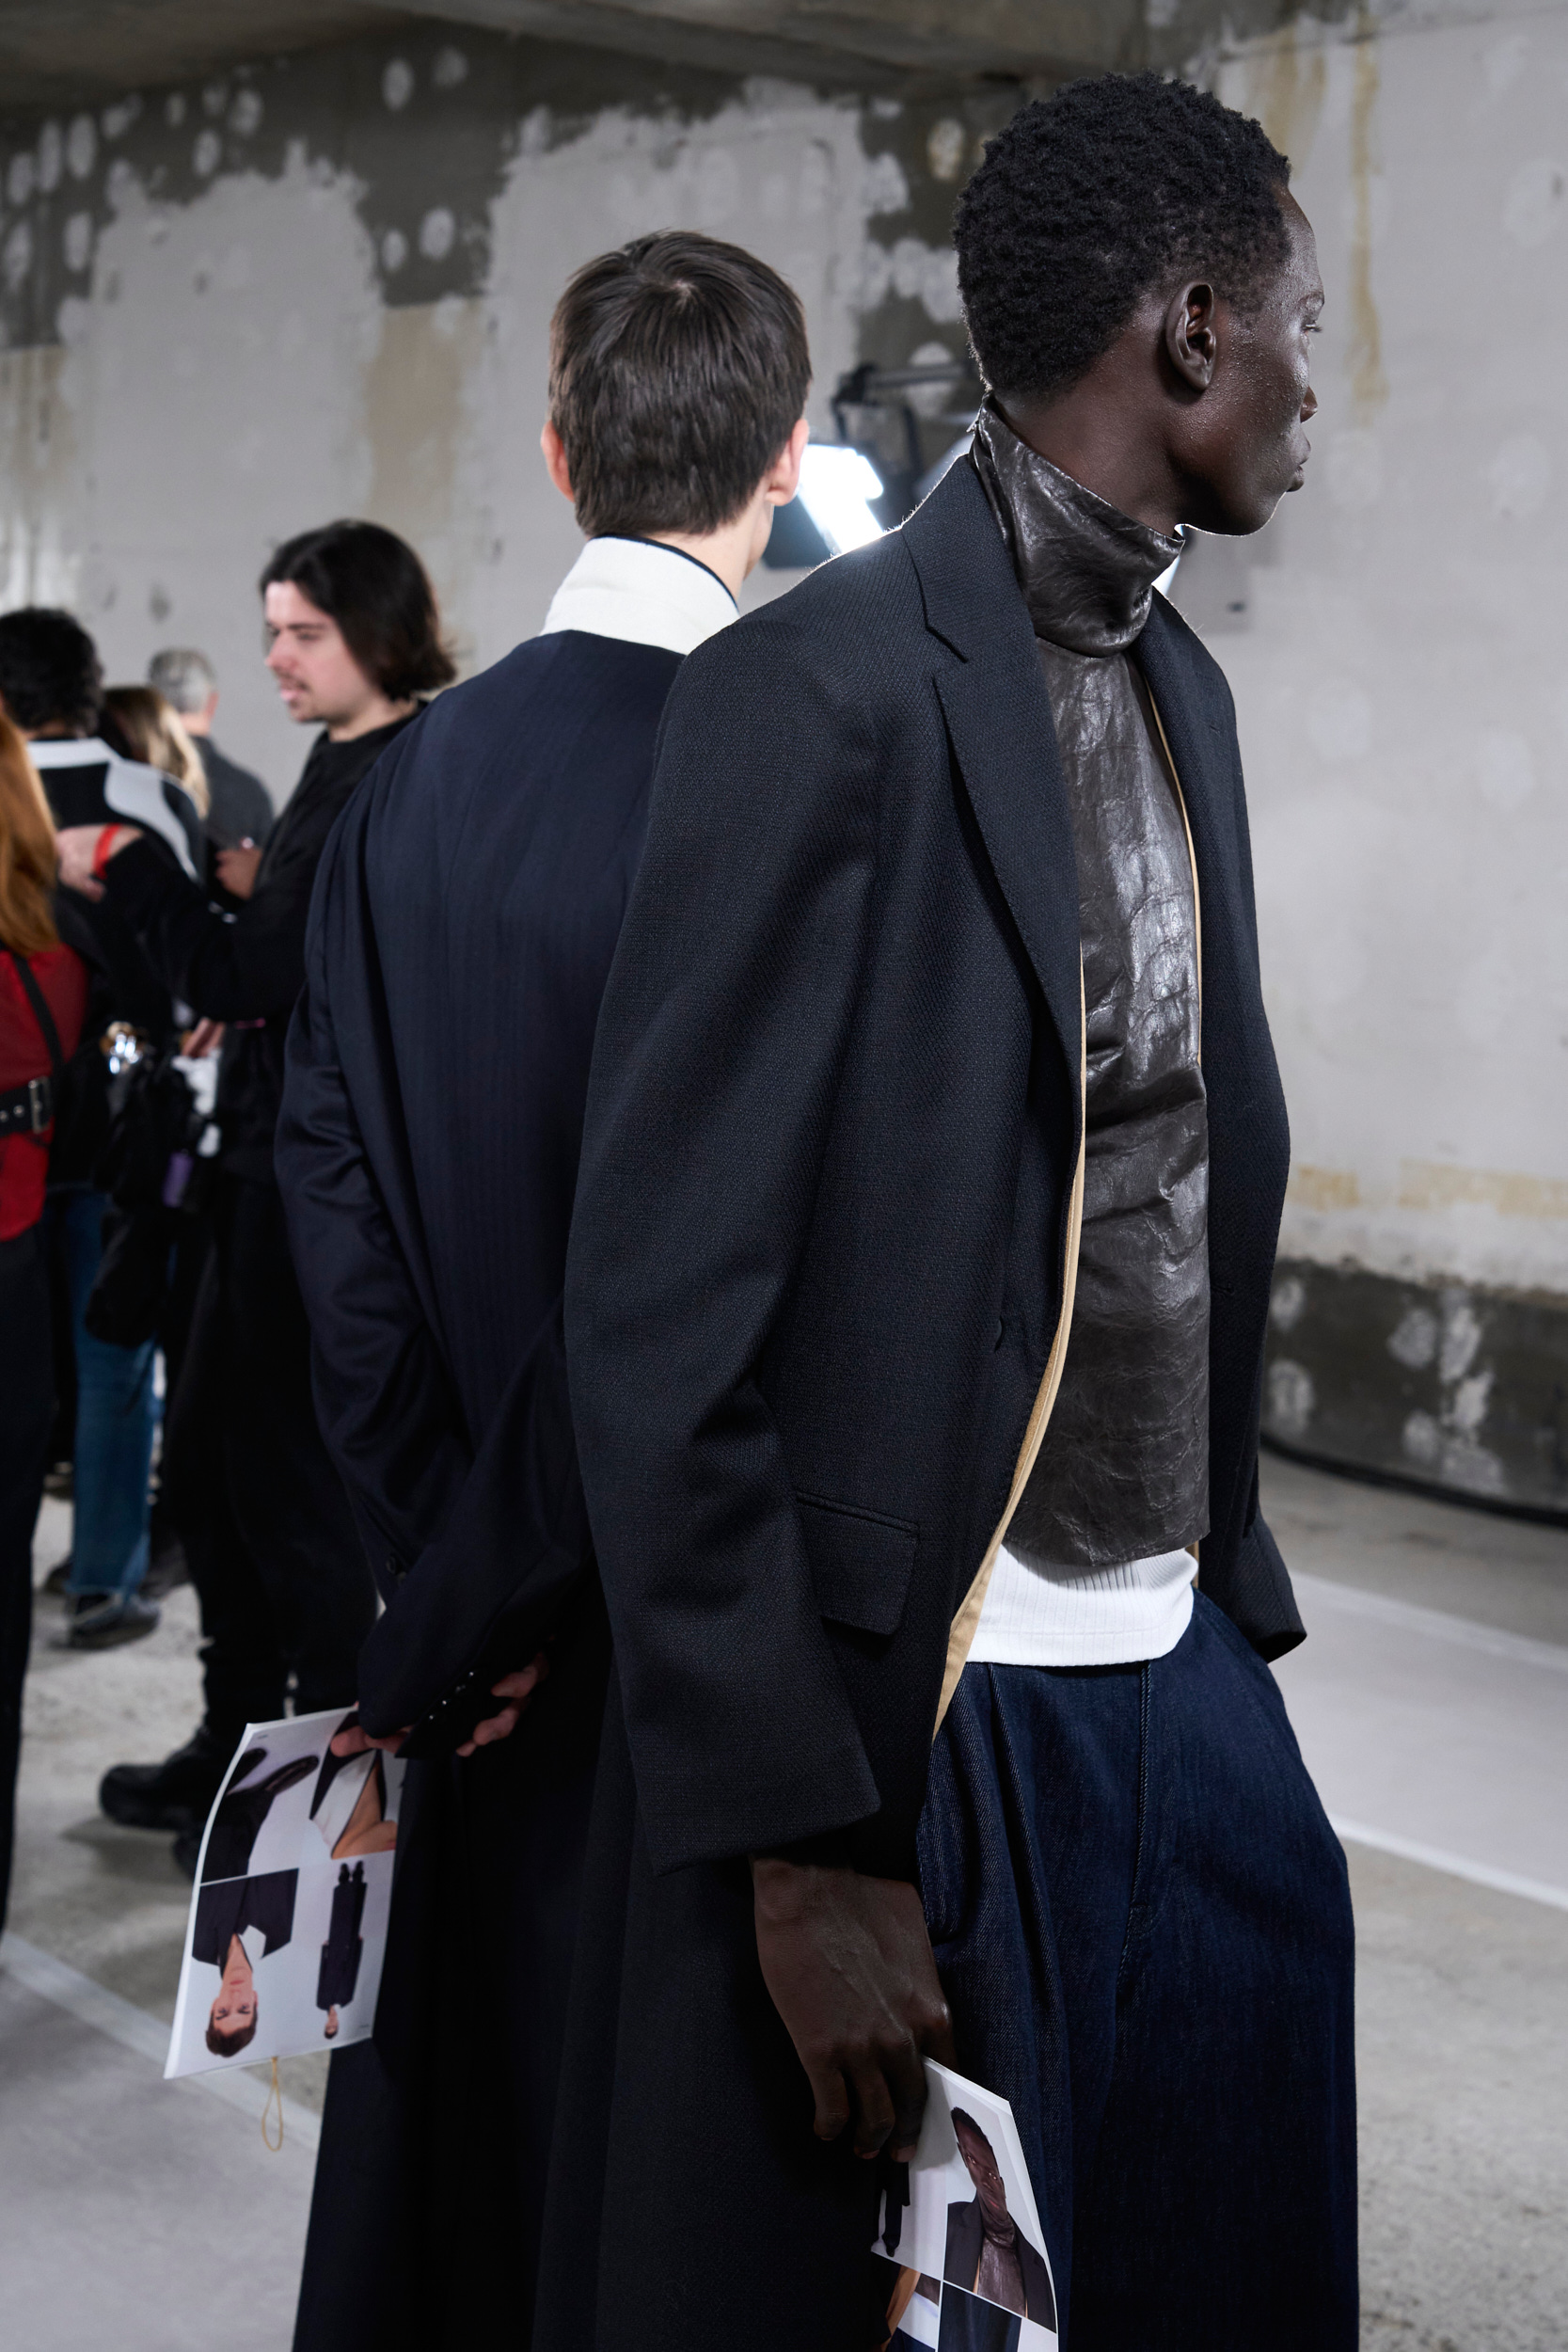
xmin=797 ymin=1493 xmax=917 ymax=1638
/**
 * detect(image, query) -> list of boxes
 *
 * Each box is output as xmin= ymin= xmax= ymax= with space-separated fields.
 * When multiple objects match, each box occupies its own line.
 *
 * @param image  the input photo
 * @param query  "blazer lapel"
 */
xmin=904 ymin=462 xmax=1083 ymax=1096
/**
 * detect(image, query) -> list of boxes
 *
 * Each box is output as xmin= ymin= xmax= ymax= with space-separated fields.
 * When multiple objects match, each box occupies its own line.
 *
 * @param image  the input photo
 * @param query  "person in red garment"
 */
xmin=0 ymin=713 xmax=87 ymax=1925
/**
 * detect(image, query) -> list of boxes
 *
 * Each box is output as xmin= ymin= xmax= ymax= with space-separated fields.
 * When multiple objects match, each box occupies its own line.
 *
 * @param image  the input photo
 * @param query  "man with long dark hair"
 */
xmin=562 ymin=74 xmax=1354 ymax=2350
xmin=58 ymin=522 xmax=453 ymax=1864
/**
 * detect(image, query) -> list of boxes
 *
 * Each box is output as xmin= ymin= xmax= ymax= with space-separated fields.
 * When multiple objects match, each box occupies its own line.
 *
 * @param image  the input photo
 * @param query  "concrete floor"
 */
xmin=3 ymin=1459 xmax=1566 ymax=2350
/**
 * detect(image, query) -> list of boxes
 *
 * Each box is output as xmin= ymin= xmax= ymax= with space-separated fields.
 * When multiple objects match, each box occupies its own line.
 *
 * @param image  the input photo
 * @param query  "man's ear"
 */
xmin=1165 ymin=281 xmax=1219 ymax=392
xmin=764 ymin=417 xmax=811 ymax=507
xmin=540 ymin=419 xmax=574 ymax=504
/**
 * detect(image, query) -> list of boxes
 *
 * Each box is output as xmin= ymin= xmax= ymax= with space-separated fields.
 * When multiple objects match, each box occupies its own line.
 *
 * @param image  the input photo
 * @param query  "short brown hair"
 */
xmin=205 ymin=2010 xmax=259 ymax=2058
xmin=548 ymin=231 xmax=810 ymax=540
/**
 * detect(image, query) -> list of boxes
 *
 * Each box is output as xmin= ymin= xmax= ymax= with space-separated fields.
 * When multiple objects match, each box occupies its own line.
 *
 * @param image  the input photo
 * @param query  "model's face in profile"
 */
xmin=263 ymin=581 xmax=377 ymax=731
xmin=956 ymin=2123 xmax=1011 ymax=2233
xmin=1180 ymin=192 xmax=1323 ymax=535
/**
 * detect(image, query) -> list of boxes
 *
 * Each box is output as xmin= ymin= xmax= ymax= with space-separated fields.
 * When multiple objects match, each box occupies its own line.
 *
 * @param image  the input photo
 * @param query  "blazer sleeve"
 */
xmin=564 ymin=622 xmax=887 ymax=1875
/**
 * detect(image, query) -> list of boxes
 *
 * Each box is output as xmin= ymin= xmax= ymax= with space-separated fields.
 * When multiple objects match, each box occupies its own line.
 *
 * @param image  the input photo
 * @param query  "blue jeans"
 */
xmin=919 ymin=1594 xmax=1358 ymax=2351
xmin=45 ymin=1187 xmax=155 ymax=1598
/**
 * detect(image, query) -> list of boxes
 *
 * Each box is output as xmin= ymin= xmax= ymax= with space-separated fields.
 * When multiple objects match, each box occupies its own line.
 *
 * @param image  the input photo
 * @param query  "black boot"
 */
xmin=99 ymin=1721 xmax=243 ymax=1833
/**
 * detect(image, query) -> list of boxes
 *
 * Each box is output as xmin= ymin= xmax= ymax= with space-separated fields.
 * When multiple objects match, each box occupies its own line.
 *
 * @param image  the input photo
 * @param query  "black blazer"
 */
xmin=192 ymin=1869 xmax=297 ymax=1967
xmin=944 ymin=2199 xmax=1055 ymax=2330
xmin=277 ymin=631 xmax=682 ymax=1729
xmin=564 ymin=457 xmax=1297 ymax=1882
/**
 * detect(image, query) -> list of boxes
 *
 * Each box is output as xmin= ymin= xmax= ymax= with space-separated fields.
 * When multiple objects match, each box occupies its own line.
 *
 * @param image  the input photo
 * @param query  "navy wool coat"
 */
xmin=277 ymin=626 xmax=680 ymax=2352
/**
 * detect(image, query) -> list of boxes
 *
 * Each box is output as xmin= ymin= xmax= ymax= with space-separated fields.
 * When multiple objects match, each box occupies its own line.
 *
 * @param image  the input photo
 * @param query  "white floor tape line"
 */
xmin=1292 ymin=1572 xmax=1568 ymax=1675
xmin=1330 ymin=1819 xmax=1568 ymax=1915
xmin=0 ymin=1931 xmax=323 ymax=2150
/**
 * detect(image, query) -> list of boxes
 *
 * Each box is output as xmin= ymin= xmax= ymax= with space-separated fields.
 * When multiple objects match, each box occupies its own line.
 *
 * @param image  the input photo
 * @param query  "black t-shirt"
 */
xmin=199 ymin=740 xmax=275 ymax=850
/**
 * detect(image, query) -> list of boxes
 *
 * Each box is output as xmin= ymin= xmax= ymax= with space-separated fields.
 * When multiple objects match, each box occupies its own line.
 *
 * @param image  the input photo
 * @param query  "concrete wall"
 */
xmin=1 ymin=4 xmax=1563 ymax=1514
xmin=0 ymin=27 xmax=1005 ymax=791
xmin=1176 ymin=6 xmax=1568 ymax=1512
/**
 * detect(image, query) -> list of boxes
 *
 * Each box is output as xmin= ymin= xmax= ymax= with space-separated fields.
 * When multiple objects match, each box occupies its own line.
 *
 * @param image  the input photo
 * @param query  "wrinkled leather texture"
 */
xmin=973 ymin=405 xmax=1211 ymax=1570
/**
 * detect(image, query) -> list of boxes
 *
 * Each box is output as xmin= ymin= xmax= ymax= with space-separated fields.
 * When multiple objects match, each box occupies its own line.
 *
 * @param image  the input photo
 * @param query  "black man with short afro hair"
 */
xmin=562 ymin=70 xmax=1355 ymax=2352
xmin=957 ymin=73 xmax=1293 ymax=406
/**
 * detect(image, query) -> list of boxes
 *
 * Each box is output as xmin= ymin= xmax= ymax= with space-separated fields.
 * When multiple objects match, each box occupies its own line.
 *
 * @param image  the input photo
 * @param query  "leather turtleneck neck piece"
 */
xmin=971 ymin=399 xmax=1212 ymax=1579
xmin=971 ymin=400 xmax=1181 ymax=657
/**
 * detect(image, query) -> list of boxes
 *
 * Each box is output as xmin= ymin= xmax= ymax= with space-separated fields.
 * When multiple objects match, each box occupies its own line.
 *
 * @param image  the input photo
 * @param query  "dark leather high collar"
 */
xmin=971 ymin=403 xmax=1181 ymax=657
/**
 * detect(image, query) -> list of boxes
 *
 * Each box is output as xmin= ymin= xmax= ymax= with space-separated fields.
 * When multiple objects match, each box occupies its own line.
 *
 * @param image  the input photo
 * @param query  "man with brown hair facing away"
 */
xmin=275 ymin=231 xmax=810 ymax=2348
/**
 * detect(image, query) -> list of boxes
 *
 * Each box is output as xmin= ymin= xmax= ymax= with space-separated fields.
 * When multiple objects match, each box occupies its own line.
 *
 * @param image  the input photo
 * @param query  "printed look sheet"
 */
xmin=874 ymin=2059 xmax=1059 ymax=2351
xmin=166 ymin=1708 xmax=404 ymax=2080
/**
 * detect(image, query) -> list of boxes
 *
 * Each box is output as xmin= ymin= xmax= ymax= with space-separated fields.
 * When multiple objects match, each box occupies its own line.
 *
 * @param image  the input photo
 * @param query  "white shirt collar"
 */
xmin=540 ymin=536 xmax=736 ymax=658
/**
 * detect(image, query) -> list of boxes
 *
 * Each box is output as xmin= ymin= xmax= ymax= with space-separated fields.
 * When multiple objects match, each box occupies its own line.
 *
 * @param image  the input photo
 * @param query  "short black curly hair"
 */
xmin=956 ymin=73 xmax=1291 ymax=406
xmin=0 ymin=607 xmax=103 ymax=734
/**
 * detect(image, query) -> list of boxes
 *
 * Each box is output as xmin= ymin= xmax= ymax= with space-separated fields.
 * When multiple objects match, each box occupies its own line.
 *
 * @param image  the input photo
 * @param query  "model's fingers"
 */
xmin=884 ymin=2036 xmax=929 ymax=2159
xmin=847 ymin=2055 xmax=897 ymax=2158
xmin=487 ymin=1661 xmax=542 ymax=1702
xmin=329 ymin=1725 xmax=373 ymax=1756
xmin=458 ymin=1705 xmax=522 ymax=1756
xmin=803 ymin=2054 xmax=851 ymax=2143
xmin=916 ymin=1991 xmax=958 ymax=2072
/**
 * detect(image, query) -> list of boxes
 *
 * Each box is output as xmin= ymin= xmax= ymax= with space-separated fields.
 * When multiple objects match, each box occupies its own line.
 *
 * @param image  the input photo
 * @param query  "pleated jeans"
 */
xmin=918 ymin=1592 xmax=1358 ymax=2351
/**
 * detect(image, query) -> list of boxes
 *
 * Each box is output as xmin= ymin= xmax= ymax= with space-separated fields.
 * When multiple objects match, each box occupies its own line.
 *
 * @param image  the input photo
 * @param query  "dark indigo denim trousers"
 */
xmin=918 ymin=1592 xmax=1357 ymax=2351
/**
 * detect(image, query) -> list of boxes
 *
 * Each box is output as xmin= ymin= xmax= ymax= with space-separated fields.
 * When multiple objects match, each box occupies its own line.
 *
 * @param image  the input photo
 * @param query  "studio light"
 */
xmin=796 ymin=443 xmax=885 ymax=555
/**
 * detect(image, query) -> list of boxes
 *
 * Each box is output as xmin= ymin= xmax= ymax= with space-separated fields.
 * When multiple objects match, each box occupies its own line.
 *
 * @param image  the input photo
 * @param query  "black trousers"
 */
xmin=918 ymin=1595 xmax=1358 ymax=2351
xmin=163 ymin=1171 xmax=375 ymax=1732
xmin=0 ymin=1225 xmax=53 ymax=1928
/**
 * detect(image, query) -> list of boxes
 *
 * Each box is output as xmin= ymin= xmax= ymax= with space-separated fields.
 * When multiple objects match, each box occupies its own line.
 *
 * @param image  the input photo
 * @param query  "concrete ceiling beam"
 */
xmin=0 ymin=0 xmax=1147 ymax=114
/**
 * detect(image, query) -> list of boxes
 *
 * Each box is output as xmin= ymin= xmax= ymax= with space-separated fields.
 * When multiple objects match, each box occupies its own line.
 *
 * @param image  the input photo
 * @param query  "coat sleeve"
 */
xmin=277 ymin=816 xmax=474 ymax=1595
xmin=563 ymin=618 xmax=887 ymax=1875
xmin=278 ymin=807 xmax=594 ymax=1737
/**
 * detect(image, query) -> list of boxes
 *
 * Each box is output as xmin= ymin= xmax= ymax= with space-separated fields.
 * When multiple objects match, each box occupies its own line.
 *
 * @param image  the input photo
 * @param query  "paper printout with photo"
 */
xmin=874 ymin=2061 xmax=1058 ymax=2349
xmin=165 ymin=1708 xmax=405 ymax=2080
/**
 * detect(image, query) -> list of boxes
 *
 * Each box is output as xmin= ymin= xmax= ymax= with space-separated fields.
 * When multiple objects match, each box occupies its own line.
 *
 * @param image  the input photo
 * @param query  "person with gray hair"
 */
xmin=147 ymin=647 xmax=273 ymax=853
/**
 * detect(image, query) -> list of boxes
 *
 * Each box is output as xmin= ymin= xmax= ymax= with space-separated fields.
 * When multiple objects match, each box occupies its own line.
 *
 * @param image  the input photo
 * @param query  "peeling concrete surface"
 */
xmin=1185 ymin=6 xmax=1568 ymax=1485
xmin=1264 ymin=1261 xmax=1568 ymax=1515
xmin=0 ymin=5 xmax=1563 ymax=1499
xmin=0 ymin=29 xmax=948 ymax=789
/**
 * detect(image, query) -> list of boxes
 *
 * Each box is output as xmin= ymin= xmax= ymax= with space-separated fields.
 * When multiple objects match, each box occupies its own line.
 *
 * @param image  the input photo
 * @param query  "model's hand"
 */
xmin=330 ymin=1720 xmax=409 ymax=1759
xmin=328 ymin=1653 xmax=548 ymax=1764
xmin=751 ymin=1856 xmax=956 ymax=2160
xmin=215 ymin=843 xmax=262 ymax=899
xmin=182 ymin=1018 xmax=225 ymax=1058
xmin=455 ymin=1653 xmax=549 ymax=1756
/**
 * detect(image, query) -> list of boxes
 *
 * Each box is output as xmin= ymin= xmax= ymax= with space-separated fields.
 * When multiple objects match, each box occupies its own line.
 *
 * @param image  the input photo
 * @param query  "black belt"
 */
xmin=0 ymin=1073 xmax=54 ymax=1136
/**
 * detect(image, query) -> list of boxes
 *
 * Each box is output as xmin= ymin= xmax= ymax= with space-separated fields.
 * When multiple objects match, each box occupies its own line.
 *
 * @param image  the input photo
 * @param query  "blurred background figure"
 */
xmin=57 ymin=523 xmax=454 ymax=1868
xmin=146 ymin=648 xmax=274 ymax=853
xmin=0 ymin=714 xmax=88 ymax=1924
xmin=102 ymin=685 xmax=209 ymax=819
xmin=0 ymin=609 xmax=200 ymax=1652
